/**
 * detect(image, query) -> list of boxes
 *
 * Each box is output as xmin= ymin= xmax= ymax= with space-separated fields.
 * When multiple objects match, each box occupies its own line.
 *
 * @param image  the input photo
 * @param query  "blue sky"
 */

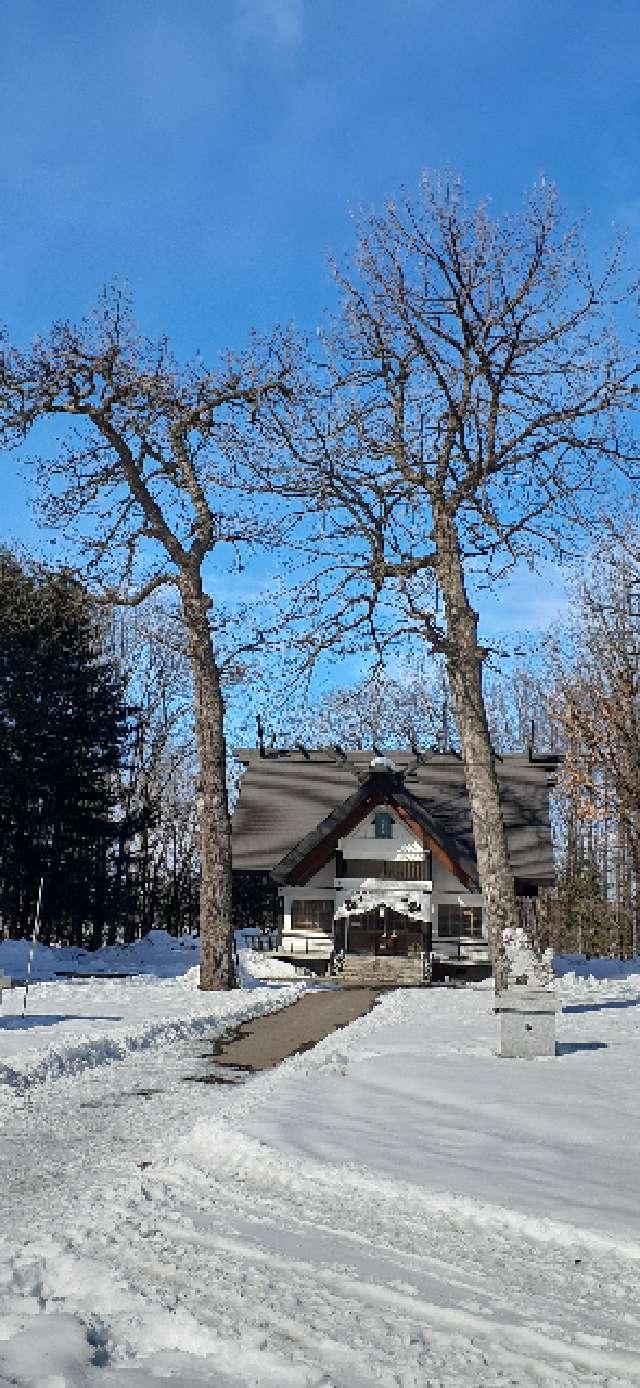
xmin=2 ymin=0 xmax=636 ymax=642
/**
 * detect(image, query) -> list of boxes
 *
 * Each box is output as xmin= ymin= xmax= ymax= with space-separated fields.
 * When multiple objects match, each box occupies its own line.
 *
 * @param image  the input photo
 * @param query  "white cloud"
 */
xmin=236 ymin=0 xmax=303 ymax=47
xmin=475 ymin=562 xmax=569 ymax=639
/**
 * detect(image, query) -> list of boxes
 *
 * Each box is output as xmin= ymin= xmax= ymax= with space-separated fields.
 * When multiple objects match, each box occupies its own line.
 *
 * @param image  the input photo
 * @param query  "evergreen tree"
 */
xmin=0 ymin=551 xmax=126 ymax=944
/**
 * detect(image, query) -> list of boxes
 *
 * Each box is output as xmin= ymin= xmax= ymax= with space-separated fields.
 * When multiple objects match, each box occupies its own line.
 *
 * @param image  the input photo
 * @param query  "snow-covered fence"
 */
xmin=237 ymin=929 xmax=279 ymax=954
xmin=232 ymin=928 xmax=280 ymax=979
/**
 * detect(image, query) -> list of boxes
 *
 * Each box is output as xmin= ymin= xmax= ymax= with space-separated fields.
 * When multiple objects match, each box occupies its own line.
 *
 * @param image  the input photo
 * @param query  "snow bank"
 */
xmin=555 ymin=951 xmax=640 ymax=986
xmin=0 ymin=932 xmax=306 ymax=1093
xmin=0 ymin=928 xmax=201 ymax=983
xmin=236 ymin=950 xmax=309 ymax=985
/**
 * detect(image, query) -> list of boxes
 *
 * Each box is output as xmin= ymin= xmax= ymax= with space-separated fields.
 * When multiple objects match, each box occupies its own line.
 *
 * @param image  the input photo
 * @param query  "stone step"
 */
xmin=338 ymin=966 xmax=419 ymax=977
xmin=341 ymin=975 xmax=425 ymax=987
xmin=340 ymin=956 xmax=425 ymax=985
xmin=338 ymin=960 xmax=424 ymax=971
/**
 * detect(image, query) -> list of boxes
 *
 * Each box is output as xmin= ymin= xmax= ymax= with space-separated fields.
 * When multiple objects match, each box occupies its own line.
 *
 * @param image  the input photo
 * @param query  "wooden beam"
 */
xmin=289 ymin=785 xmax=477 ymax=891
xmin=391 ymin=804 xmax=477 ymax=891
xmin=290 ymin=788 xmax=386 ymax=884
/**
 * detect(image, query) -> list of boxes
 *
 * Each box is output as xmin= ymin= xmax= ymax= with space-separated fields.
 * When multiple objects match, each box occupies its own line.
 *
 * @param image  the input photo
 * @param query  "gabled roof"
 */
xmin=271 ymin=769 xmax=479 ymax=889
xmin=231 ymin=747 xmax=557 ymax=886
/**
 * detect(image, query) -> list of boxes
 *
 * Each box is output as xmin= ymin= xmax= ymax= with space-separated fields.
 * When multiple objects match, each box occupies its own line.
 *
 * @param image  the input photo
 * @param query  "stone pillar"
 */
xmin=494 ymin=988 xmax=560 ymax=1058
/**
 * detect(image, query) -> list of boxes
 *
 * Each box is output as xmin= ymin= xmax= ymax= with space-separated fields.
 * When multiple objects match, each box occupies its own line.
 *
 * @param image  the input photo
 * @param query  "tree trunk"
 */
xmin=91 ymin=836 xmax=106 ymax=951
xmin=433 ymin=504 xmax=516 ymax=990
xmin=180 ymin=575 xmax=233 ymax=989
xmin=172 ymin=822 xmax=179 ymax=934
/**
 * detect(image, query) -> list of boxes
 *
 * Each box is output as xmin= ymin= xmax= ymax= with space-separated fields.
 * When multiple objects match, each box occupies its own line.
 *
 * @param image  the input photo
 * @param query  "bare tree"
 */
xmin=258 ymin=659 xmax=447 ymax=751
xmin=261 ymin=175 xmax=639 ymax=984
xmin=0 ymin=292 xmax=290 ymax=987
xmin=106 ymin=599 xmax=197 ymax=946
xmin=549 ymin=521 xmax=640 ymax=954
xmin=484 ymin=659 xmax=557 ymax=757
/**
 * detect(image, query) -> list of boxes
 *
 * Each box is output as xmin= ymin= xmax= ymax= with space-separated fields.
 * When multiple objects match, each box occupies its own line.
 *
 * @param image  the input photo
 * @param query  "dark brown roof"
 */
xmin=231 ymin=748 xmax=557 ymax=885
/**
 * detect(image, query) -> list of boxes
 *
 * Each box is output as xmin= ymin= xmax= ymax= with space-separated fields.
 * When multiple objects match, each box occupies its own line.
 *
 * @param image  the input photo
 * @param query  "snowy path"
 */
xmin=0 ymin=931 xmax=306 ymax=1092
xmin=2 ymin=970 xmax=640 ymax=1385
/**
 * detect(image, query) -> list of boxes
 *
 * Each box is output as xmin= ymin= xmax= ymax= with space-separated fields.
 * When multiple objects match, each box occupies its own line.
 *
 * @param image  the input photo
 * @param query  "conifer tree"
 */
xmin=0 ymin=551 xmax=125 ymax=944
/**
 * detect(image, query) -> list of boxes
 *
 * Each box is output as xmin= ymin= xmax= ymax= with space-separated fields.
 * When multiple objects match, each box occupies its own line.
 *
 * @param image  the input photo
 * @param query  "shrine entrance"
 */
xmin=334 ymin=905 xmax=432 ymax=958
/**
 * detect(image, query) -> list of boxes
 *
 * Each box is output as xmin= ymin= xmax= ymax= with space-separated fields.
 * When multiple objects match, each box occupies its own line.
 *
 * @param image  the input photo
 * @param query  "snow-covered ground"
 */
xmin=0 ymin=930 xmax=204 ymax=983
xmin=0 ymin=931 xmax=307 ymax=1092
xmin=1 ymin=945 xmax=640 ymax=1385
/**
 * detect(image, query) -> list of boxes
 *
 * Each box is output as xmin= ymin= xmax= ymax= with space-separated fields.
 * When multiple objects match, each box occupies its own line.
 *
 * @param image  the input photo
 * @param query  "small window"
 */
xmin=373 ymin=811 xmax=394 ymax=840
xmin=291 ymin=899 xmax=334 ymax=932
xmin=437 ymin=904 xmax=483 ymax=939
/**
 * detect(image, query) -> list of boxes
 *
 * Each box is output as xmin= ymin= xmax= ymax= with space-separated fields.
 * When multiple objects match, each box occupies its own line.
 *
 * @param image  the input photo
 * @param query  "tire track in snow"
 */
xmin=3 ymin=982 xmax=640 ymax=1384
xmin=52 ymin=1125 xmax=640 ymax=1387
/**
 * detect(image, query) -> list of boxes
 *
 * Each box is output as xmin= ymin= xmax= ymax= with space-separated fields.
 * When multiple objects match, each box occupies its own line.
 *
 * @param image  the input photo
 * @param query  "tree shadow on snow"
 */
xmin=0 ymin=1014 xmax=122 ymax=1030
xmin=555 ymin=1040 xmax=608 ymax=1055
xmin=563 ymin=997 xmax=640 ymax=1014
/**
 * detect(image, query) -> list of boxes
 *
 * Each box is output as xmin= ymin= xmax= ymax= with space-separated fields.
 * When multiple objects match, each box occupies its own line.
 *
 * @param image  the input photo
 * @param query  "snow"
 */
xmin=1 ymin=946 xmax=640 ymax=1384
xmin=234 ymin=929 xmax=312 ymax=984
xmin=555 ymin=952 xmax=640 ymax=985
xmin=0 ymin=930 xmax=307 ymax=1091
xmin=236 ymin=950 xmax=308 ymax=983
xmin=0 ymin=929 xmax=203 ymax=983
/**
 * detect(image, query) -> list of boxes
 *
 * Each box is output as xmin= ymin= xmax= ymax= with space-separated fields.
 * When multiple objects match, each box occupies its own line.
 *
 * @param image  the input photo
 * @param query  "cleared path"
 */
xmin=210 ymin=986 xmax=379 ymax=1071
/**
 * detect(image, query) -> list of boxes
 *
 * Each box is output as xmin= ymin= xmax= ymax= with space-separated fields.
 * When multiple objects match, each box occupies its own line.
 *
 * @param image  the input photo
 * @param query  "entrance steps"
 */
xmin=338 ymin=955 xmax=427 ymax=987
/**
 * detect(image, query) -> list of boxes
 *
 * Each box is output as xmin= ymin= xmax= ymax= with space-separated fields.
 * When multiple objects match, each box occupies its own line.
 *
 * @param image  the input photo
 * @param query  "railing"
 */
xmin=278 ymin=933 xmax=334 ymax=956
xmin=234 ymin=929 xmax=334 ymax=980
xmin=235 ymin=928 xmax=279 ymax=954
xmin=433 ymin=936 xmax=489 ymax=962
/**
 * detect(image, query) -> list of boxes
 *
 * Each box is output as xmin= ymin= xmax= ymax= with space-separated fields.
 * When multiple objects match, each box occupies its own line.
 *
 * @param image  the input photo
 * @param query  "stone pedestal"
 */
xmin=0 ymin=973 xmax=12 ymax=1010
xmin=495 ymin=987 xmax=559 ymax=1058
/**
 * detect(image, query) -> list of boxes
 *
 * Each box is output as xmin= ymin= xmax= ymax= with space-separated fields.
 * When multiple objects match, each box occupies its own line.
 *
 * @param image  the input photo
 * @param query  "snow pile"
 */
xmin=234 ymin=927 xmax=319 ymax=986
xmin=0 ymin=928 xmax=201 ymax=983
xmin=0 ymin=1313 xmax=98 ymax=1388
xmin=555 ymin=952 xmax=640 ymax=987
xmin=237 ymin=950 xmax=308 ymax=983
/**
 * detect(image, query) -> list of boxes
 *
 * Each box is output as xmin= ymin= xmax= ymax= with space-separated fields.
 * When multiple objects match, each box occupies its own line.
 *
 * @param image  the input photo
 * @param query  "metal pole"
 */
xmin=22 ymin=875 xmax=43 ymax=1020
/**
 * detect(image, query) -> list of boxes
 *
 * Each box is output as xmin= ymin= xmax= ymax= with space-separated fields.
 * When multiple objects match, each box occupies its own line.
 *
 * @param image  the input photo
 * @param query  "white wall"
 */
xmin=336 ymin=806 xmax=430 ymax=922
xmin=279 ymin=885 xmax=335 ymax=933
xmin=280 ymin=804 xmax=486 ymax=942
xmin=339 ymin=806 xmax=424 ymax=862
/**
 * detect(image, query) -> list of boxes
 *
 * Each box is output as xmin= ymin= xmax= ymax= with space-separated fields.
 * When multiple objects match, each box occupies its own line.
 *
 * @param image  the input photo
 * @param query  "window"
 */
xmin=291 ymin=899 xmax=334 ymax=931
xmin=373 ymin=811 xmax=394 ymax=839
xmin=341 ymin=856 xmax=431 ymax=882
xmin=437 ymin=904 xmax=483 ymax=939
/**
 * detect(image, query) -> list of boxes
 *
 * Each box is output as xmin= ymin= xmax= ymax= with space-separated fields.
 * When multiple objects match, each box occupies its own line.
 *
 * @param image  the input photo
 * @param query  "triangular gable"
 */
xmin=389 ymin=797 xmax=478 ymax=891
xmin=272 ymin=772 xmax=479 ymax=890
